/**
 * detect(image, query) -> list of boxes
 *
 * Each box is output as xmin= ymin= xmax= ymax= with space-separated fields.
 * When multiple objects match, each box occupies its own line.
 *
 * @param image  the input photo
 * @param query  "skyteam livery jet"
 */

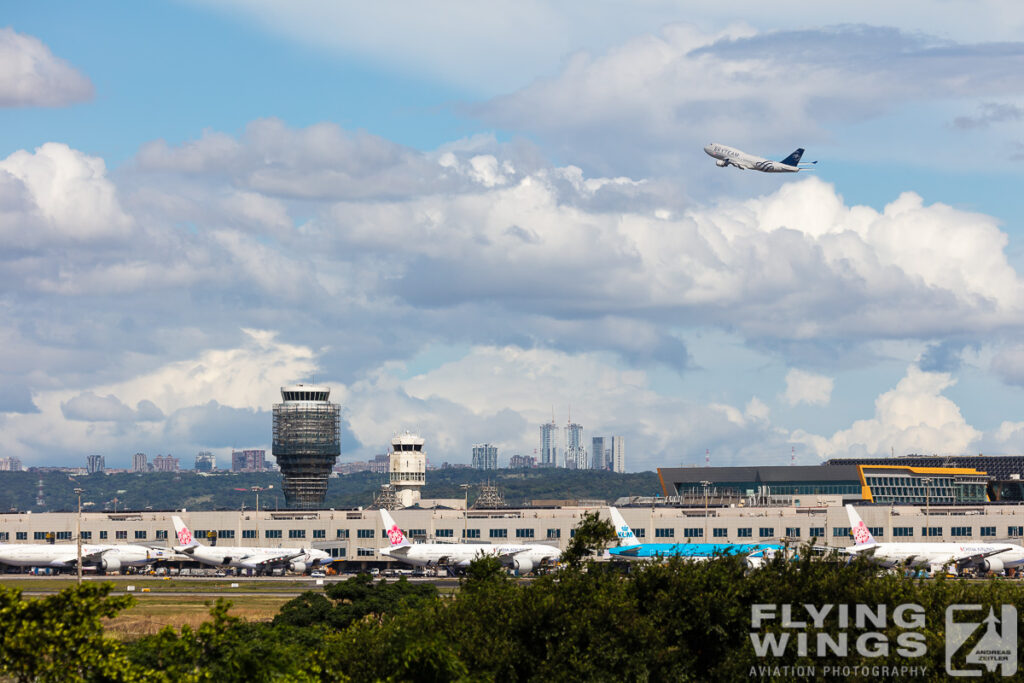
xmin=605 ymin=507 xmax=784 ymax=566
xmin=704 ymin=143 xmax=816 ymax=173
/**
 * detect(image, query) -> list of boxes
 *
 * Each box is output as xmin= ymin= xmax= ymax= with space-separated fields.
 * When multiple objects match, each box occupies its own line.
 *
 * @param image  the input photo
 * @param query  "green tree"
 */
xmin=559 ymin=510 xmax=619 ymax=567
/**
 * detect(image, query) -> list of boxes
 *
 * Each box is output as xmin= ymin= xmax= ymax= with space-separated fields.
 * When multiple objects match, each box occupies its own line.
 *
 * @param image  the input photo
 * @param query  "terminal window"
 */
xmin=156 ymin=530 xmax=167 ymax=540
xmin=737 ymin=528 xmax=752 ymax=538
xmin=489 ymin=529 xmax=508 ymax=539
xmin=336 ymin=529 xmax=350 ymax=539
xmin=356 ymin=529 xmax=375 ymax=539
xmin=218 ymin=530 xmax=235 ymax=539
xmin=34 ymin=532 xmax=47 ymax=540
xmin=893 ymin=527 xmax=913 ymax=537
xmin=463 ymin=529 xmax=481 ymax=539
xmin=265 ymin=529 xmax=283 ymax=539
xmin=115 ymin=530 xmax=127 ymax=540
xmin=436 ymin=528 xmax=454 ymax=538
xmin=785 ymin=527 xmax=800 ymax=538
xmin=809 ymin=527 xmax=825 ymax=538
xmin=1009 ymin=526 xmax=1024 ymax=537
xmin=16 ymin=532 xmax=26 ymax=540
xmin=242 ymin=530 xmax=256 ymax=539
xmin=713 ymin=528 xmax=728 ymax=538
xmin=759 ymin=528 xmax=774 ymax=538
xmin=134 ymin=531 xmax=147 ymax=540
xmin=0 ymin=532 xmax=7 ymax=541
xmin=288 ymin=529 xmax=306 ymax=539
xmin=951 ymin=526 xmax=972 ymax=537
xmin=922 ymin=527 xmax=942 ymax=537
xmin=981 ymin=526 xmax=996 ymax=537
xmin=56 ymin=531 xmax=72 ymax=540
xmin=98 ymin=531 xmax=106 ymax=540
xmin=516 ymin=528 xmax=535 ymax=538
xmin=869 ymin=527 xmax=884 ymax=538
xmin=329 ymin=547 xmax=346 ymax=558
xmin=634 ymin=528 xmax=646 ymax=538
xmin=357 ymin=548 xmax=374 ymax=557
xmin=655 ymin=528 xmax=674 ymax=538
xmin=313 ymin=529 xmax=326 ymax=539
xmin=832 ymin=527 xmax=850 ymax=538
xmin=547 ymin=529 xmax=561 ymax=539
xmin=80 ymin=531 xmax=91 ymax=540
xmin=683 ymin=528 xmax=703 ymax=538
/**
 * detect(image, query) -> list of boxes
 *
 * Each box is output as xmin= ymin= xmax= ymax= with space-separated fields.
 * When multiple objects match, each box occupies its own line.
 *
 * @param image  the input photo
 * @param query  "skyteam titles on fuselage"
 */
xmin=703 ymin=143 xmax=813 ymax=173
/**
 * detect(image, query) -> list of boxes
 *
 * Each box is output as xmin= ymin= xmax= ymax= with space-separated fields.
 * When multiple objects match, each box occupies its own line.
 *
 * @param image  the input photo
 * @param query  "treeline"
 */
xmin=0 ymin=468 xmax=661 ymax=513
xmin=2 ymin=533 xmax=1023 ymax=680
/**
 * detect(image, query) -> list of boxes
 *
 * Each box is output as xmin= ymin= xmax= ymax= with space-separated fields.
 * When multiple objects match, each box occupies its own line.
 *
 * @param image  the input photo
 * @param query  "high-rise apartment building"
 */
xmin=152 ymin=454 xmax=179 ymax=472
xmin=131 ymin=452 xmax=148 ymax=473
xmin=194 ymin=451 xmax=216 ymax=472
xmin=231 ymin=449 xmax=266 ymax=472
xmin=610 ymin=436 xmax=625 ymax=473
xmin=509 ymin=454 xmax=536 ymax=468
xmin=471 ymin=443 xmax=498 ymax=470
xmin=564 ymin=422 xmax=587 ymax=470
xmin=0 ymin=457 xmax=22 ymax=471
xmin=539 ymin=419 xmax=558 ymax=467
xmin=86 ymin=454 xmax=105 ymax=474
xmin=591 ymin=437 xmax=609 ymax=470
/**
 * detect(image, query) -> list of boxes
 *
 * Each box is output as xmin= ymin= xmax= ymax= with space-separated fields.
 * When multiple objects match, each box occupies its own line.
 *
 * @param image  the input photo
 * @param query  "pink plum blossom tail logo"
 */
xmin=387 ymin=524 xmax=406 ymax=546
xmin=852 ymin=521 xmax=872 ymax=545
xmin=177 ymin=527 xmax=193 ymax=546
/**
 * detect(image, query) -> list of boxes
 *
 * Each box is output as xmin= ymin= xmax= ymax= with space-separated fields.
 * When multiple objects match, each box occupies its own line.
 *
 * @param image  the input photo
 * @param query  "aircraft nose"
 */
xmin=703 ymin=144 xmax=714 ymax=155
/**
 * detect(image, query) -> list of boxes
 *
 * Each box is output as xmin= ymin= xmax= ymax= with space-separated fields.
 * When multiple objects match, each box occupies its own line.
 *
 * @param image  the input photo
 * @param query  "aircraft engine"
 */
xmin=716 ymin=159 xmax=728 ymax=167
xmin=981 ymin=557 xmax=1005 ymax=574
xmin=513 ymin=557 xmax=534 ymax=575
xmin=289 ymin=561 xmax=308 ymax=574
xmin=101 ymin=557 xmax=122 ymax=573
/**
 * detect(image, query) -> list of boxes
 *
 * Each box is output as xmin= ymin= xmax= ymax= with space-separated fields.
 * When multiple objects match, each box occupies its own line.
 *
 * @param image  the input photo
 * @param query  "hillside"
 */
xmin=0 ymin=469 xmax=663 ymax=513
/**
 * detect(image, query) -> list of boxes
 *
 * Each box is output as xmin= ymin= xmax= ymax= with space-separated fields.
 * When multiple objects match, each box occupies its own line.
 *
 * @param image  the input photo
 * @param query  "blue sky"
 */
xmin=5 ymin=1 xmax=1024 ymax=471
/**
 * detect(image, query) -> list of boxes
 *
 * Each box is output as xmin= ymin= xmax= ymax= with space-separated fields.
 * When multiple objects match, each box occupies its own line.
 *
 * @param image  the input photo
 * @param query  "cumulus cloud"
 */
xmin=475 ymin=24 xmax=1024 ymax=172
xmin=782 ymin=369 xmax=834 ymax=406
xmin=990 ymin=344 xmax=1024 ymax=386
xmin=0 ymin=28 xmax=92 ymax=107
xmin=61 ymin=393 xmax=163 ymax=423
xmin=792 ymin=365 xmax=981 ymax=459
xmin=953 ymin=102 xmax=1024 ymax=129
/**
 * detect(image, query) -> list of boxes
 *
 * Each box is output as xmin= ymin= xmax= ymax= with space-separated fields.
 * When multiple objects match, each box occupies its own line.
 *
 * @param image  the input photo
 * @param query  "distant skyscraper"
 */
xmin=231 ymin=449 xmax=266 ymax=472
xmin=131 ymin=452 xmax=148 ymax=473
xmin=565 ymin=422 xmax=586 ymax=470
xmin=539 ymin=419 xmax=558 ymax=467
xmin=152 ymin=454 xmax=179 ymax=472
xmin=194 ymin=451 xmax=216 ymax=472
xmin=471 ymin=443 xmax=498 ymax=470
xmin=86 ymin=454 xmax=105 ymax=474
xmin=509 ymin=454 xmax=537 ymax=468
xmin=591 ymin=437 xmax=609 ymax=470
xmin=611 ymin=436 xmax=625 ymax=473
xmin=0 ymin=457 xmax=22 ymax=471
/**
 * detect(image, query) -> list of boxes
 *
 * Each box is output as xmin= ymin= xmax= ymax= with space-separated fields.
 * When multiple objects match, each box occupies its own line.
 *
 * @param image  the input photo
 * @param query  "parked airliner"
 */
xmin=605 ymin=507 xmax=783 ymax=566
xmin=378 ymin=509 xmax=559 ymax=574
xmin=0 ymin=542 xmax=178 ymax=573
xmin=704 ymin=143 xmax=816 ymax=173
xmin=845 ymin=505 xmax=1024 ymax=575
xmin=172 ymin=516 xmax=331 ymax=574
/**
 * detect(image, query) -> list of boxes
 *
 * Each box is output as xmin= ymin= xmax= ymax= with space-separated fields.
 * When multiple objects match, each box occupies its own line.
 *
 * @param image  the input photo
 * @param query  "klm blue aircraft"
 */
xmin=606 ymin=507 xmax=785 ymax=566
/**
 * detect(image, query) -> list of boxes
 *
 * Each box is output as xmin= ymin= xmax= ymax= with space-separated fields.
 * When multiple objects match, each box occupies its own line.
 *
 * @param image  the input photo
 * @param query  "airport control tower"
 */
xmin=272 ymin=384 xmax=341 ymax=509
xmin=389 ymin=431 xmax=426 ymax=508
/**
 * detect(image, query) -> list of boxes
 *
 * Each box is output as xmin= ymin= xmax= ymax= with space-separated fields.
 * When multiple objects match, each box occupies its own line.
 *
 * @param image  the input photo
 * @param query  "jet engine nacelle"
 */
xmin=716 ymin=159 xmax=729 ymax=167
xmin=289 ymin=561 xmax=308 ymax=574
xmin=513 ymin=557 xmax=534 ymax=575
xmin=101 ymin=557 xmax=122 ymax=573
xmin=981 ymin=557 xmax=1005 ymax=574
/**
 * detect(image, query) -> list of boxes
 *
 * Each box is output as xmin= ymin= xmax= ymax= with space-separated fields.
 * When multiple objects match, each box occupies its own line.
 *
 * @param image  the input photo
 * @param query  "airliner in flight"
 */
xmin=378 ymin=509 xmax=559 ymax=574
xmin=0 ymin=542 xmax=179 ymax=573
xmin=172 ymin=516 xmax=331 ymax=574
xmin=605 ymin=507 xmax=783 ymax=565
xmin=844 ymin=505 xmax=1024 ymax=575
xmin=704 ymin=143 xmax=816 ymax=173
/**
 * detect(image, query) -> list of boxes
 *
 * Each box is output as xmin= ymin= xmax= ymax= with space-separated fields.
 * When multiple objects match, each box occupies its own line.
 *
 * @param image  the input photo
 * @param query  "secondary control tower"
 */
xmin=272 ymin=384 xmax=341 ymax=508
xmin=390 ymin=431 xmax=426 ymax=508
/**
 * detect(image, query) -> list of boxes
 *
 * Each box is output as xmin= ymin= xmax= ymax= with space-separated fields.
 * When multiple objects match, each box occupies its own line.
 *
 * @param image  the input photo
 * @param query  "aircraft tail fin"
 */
xmin=845 ymin=505 xmax=876 ymax=547
xmin=779 ymin=148 xmax=804 ymax=166
xmin=380 ymin=509 xmax=412 ymax=548
xmin=172 ymin=515 xmax=200 ymax=549
xmin=608 ymin=507 xmax=641 ymax=547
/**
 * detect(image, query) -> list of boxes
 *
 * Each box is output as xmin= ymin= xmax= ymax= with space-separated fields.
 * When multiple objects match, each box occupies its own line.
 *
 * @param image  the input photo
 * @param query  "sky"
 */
xmin=5 ymin=2 xmax=1024 ymax=471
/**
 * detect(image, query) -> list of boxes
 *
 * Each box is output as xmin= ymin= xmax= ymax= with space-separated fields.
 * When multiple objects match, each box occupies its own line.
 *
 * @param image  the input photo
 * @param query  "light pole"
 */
xmin=74 ymin=487 xmax=83 ymax=586
xmin=700 ymin=480 xmax=712 ymax=541
xmin=921 ymin=477 xmax=933 ymax=539
xmin=460 ymin=484 xmax=471 ymax=539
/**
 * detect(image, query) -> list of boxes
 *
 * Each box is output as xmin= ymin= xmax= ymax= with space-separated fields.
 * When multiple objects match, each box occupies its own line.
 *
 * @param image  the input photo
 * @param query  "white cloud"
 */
xmin=0 ymin=28 xmax=92 ymax=107
xmin=61 ymin=393 xmax=163 ymax=423
xmin=792 ymin=365 xmax=981 ymax=459
xmin=782 ymin=369 xmax=834 ymax=406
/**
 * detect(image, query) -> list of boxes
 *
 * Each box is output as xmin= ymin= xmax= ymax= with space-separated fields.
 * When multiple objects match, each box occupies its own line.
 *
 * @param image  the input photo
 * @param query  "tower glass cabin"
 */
xmin=272 ymin=384 xmax=341 ymax=509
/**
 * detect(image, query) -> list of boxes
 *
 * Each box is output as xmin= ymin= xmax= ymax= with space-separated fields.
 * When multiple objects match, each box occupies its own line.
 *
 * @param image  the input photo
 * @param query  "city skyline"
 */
xmin=5 ymin=5 xmax=1024 ymax=471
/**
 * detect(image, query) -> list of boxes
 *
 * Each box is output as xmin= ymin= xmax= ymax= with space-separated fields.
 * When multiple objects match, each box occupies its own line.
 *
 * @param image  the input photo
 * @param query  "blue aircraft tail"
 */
xmin=779 ymin=148 xmax=804 ymax=166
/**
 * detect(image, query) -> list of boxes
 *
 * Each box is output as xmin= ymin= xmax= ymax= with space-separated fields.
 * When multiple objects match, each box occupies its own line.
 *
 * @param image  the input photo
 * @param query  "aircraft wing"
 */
xmin=251 ymin=552 xmax=303 ymax=567
xmin=954 ymin=547 xmax=1011 ymax=567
